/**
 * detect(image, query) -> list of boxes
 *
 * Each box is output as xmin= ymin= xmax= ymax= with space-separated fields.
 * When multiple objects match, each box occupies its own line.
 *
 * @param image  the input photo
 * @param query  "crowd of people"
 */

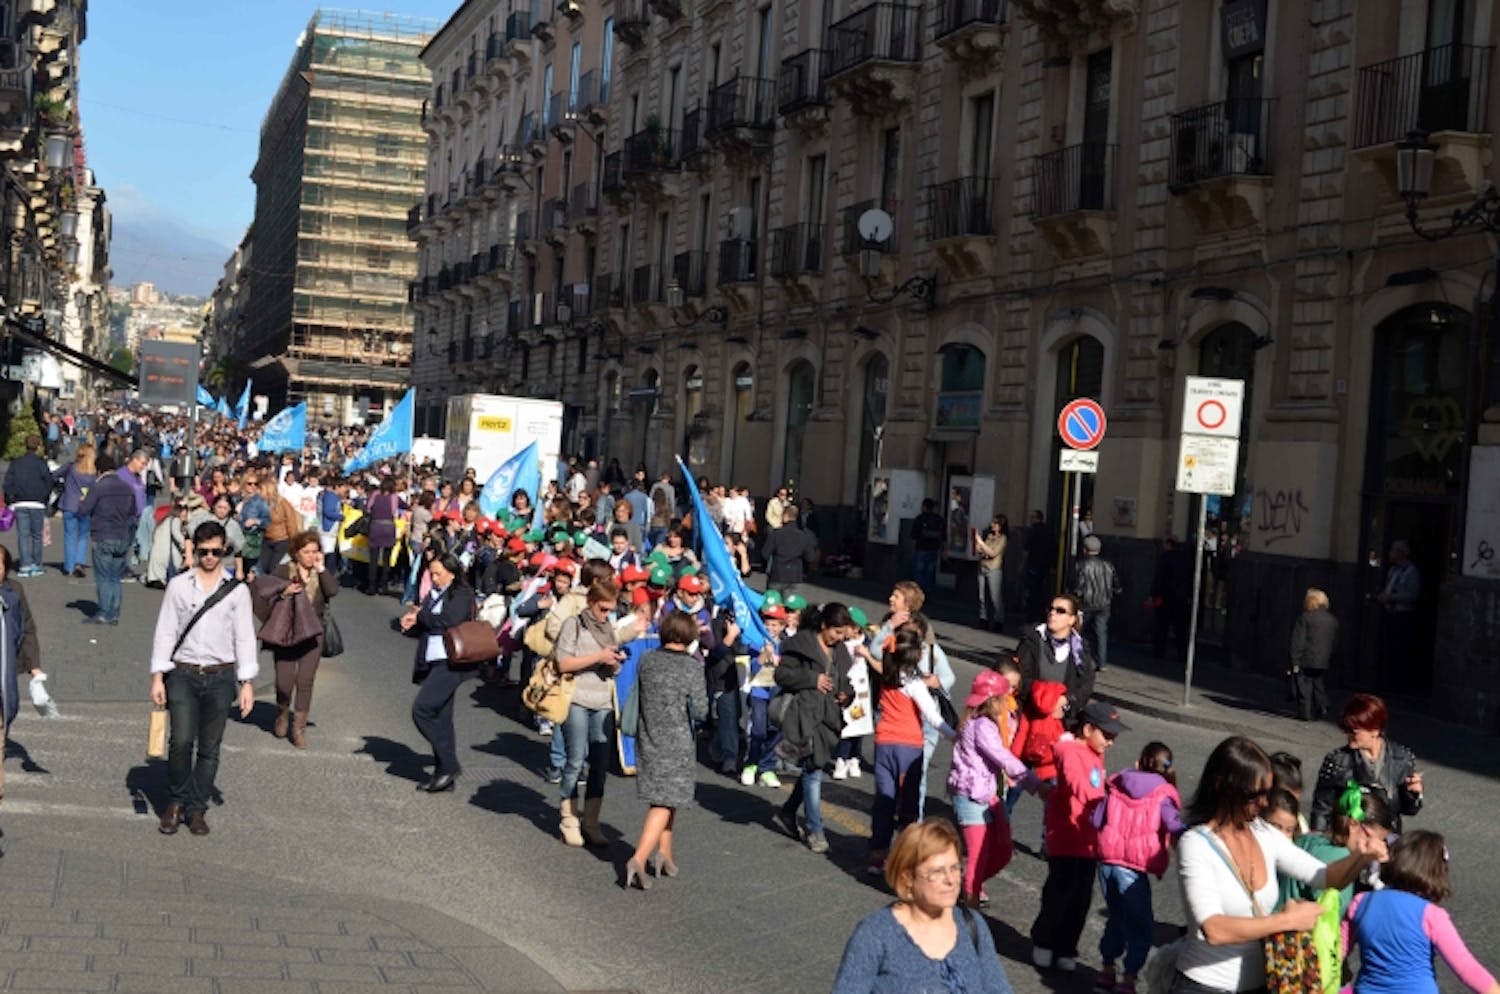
xmin=0 ymin=402 xmax=1495 ymax=994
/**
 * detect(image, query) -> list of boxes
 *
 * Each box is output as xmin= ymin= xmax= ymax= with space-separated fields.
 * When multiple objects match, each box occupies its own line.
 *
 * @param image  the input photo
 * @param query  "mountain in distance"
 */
xmin=106 ymin=186 xmax=233 ymax=298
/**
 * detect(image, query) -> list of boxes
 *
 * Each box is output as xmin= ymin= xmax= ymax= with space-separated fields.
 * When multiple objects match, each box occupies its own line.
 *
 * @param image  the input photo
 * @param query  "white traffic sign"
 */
xmin=1182 ymin=376 xmax=1245 ymax=438
xmin=1176 ymin=434 xmax=1240 ymax=495
xmin=1059 ymin=449 xmax=1099 ymax=473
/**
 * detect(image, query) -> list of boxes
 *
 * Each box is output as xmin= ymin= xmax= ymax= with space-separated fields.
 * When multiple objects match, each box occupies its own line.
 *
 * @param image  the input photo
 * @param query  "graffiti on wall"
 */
xmin=1255 ymin=487 xmax=1310 ymax=547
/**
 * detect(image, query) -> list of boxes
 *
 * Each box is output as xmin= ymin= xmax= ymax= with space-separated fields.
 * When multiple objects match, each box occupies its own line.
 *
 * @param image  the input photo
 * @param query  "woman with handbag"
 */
xmin=269 ymin=530 xmax=339 ymax=749
xmin=554 ymin=578 xmax=626 ymax=848
xmin=1171 ymin=736 xmax=1387 ymax=994
xmin=365 ymin=478 xmax=404 ymax=597
xmin=401 ymin=553 xmax=477 ymax=793
xmin=622 ymin=609 xmax=708 ymax=889
xmin=55 ymin=443 xmax=96 ymax=577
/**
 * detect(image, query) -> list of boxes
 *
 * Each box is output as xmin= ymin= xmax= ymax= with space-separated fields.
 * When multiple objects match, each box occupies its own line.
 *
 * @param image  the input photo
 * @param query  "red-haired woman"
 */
xmin=1310 ymin=693 xmax=1424 ymax=833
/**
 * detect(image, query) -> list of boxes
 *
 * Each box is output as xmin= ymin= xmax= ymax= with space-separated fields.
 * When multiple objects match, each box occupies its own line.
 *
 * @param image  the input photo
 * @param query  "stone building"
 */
xmin=408 ymin=0 xmax=1500 ymax=729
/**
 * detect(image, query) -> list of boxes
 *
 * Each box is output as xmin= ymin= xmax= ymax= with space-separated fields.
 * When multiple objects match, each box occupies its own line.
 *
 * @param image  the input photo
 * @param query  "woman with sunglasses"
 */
xmin=1015 ymin=593 xmax=1095 ymax=713
xmin=1309 ymin=693 xmax=1423 ymax=835
xmin=1171 ymin=736 xmax=1387 ymax=993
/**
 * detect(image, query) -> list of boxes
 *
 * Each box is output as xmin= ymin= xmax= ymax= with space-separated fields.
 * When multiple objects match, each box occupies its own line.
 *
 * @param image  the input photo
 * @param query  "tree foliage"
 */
xmin=3 ymin=410 xmax=40 ymax=460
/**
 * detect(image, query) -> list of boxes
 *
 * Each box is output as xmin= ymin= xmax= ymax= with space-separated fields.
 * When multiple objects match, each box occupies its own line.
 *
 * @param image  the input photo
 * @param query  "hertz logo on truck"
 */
xmin=476 ymin=416 xmax=513 ymax=433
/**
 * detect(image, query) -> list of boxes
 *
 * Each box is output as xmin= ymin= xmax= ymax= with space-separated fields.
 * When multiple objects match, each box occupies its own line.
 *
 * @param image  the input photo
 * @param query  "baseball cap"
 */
xmin=620 ymin=564 xmax=650 ymax=584
xmin=848 ymin=606 xmax=869 ymax=629
xmin=1080 ymin=701 xmax=1129 ymax=737
xmin=965 ymin=670 xmax=1011 ymax=709
xmin=784 ymin=593 xmax=807 ymax=611
xmin=648 ymin=564 xmax=672 ymax=588
xmin=677 ymin=574 xmax=706 ymax=595
xmin=506 ymin=537 xmax=527 ymax=553
xmin=760 ymin=603 xmax=787 ymax=620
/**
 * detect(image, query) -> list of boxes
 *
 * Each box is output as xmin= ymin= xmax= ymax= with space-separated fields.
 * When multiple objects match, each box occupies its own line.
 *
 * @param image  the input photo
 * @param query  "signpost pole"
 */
xmin=1182 ymin=498 xmax=1208 ymax=706
xmin=1068 ymin=472 xmax=1080 ymax=560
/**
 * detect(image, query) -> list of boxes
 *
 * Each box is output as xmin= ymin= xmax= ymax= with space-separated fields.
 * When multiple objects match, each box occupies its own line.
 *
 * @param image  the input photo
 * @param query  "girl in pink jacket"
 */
xmin=946 ymin=670 xmax=1043 ymax=909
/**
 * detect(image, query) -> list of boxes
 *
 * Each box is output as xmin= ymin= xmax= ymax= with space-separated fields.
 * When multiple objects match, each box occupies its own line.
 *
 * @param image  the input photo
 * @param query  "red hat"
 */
xmin=630 ymin=586 xmax=653 ymax=608
xmin=676 ymin=574 xmax=706 ymax=595
xmin=527 ymin=551 xmax=549 ymax=569
xmin=475 ymin=519 xmax=491 ymax=535
xmin=760 ymin=604 xmax=787 ymax=620
xmin=551 ymin=557 xmax=576 ymax=575
xmin=620 ymin=564 xmax=650 ymax=584
xmin=506 ymin=537 xmax=528 ymax=553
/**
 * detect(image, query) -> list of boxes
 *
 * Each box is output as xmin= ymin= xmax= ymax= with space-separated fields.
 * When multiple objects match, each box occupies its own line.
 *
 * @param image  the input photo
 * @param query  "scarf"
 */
xmin=577 ymin=607 xmax=616 ymax=650
xmin=1036 ymin=623 xmax=1086 ymax=669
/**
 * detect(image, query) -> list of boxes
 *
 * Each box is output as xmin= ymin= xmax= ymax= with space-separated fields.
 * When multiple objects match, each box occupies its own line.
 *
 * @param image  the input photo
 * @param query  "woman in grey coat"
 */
xmin=624 ymin=610 xmax=708 ymax=890
xmin=1289 ymin=586 xmax=1338 ymax=721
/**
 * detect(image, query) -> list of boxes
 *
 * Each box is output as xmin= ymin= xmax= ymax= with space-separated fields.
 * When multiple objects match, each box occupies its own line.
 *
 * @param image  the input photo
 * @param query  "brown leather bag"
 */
xmin=443 ymin=620 xmax=499 ymax=667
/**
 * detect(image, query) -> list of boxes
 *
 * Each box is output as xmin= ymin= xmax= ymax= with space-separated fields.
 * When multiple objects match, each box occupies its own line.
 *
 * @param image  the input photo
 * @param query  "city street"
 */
xmin=0 ymin=559 xmax=1494 ymax=994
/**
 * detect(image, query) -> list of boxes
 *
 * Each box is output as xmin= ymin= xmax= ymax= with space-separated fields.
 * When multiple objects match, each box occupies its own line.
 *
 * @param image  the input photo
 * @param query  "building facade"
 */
xmin=409 ymin=0 xmax=614 ymax=451
xmin=408 ymin=0 xmax=1500 ymax=729
xmin=236 ymin=10 xmax=436 ymax=426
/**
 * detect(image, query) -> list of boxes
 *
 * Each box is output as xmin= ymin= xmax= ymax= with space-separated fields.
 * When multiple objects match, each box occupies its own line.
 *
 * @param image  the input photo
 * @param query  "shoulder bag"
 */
xmin=522 ymin=615 xmax=578 ymax=722
xmin=1196 ymin=828 xmax=1322 ymax=994
xmin=444 ymin=619 xmax=499 ymax=667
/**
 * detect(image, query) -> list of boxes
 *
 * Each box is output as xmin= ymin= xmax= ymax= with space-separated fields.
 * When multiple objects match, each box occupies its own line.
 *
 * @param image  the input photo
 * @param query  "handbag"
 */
xmin=321 ymin=608 xmax=344 ymax=658
xmin=444 ymin=619 xmax=499 ymax=666
xmin=936 ymin=690 xmax=959 ymax=730
xmin=146 ymin=705 xmax=168 ymax=759
xmin=0 ymin=507 xmax=14 ymax=532
xmin=522 ymin=656 xmax=575 ymax=722
xmin=1197 ymin=828 xmax=1321 ymax=994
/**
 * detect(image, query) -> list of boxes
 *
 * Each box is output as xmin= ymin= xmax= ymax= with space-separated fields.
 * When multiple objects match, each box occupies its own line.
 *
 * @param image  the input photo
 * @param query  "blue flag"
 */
xmin=195 ymin=384 xmax=215 ymax=408
xmin=236 ymin=382 xmax=252 ymax=430
xmin=676 ymin=457 xmax=771 ymax=653
xmin=478 ymin=441 xmax=540 ymax=518
xmin=344 ymin=389 xmax=415 ymax=473
xmin=260 ymin=402 xmax=307 ymax=454
xmin=216 ymin=396 xmax=233 ymax=419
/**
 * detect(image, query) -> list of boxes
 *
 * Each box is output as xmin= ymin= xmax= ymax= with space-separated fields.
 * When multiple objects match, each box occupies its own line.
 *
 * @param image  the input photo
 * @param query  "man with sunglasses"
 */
xmin=148 ymin=521 xmax=259 ymax=837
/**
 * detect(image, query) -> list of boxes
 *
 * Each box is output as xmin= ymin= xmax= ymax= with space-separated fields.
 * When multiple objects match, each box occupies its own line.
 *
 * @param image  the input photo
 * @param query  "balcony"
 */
xmin=547 ymin=91 xmax=567 ymax=137
xmin=531 ymin=3 xmax=555 ymax=44
xmin=1033 ymin=142 xmax=1116 ymax=261
xmin=770 ymin=223 xmax=827 ymax=278
xmin=563 ymin=283 xmax=593 ymax=321
xmin=927 ymin=176 xmax=1000 ymax=276
xmin=602 ymin=150 xmax=628 ymax=201
xmin=706 ymin=76 xmax=775 ymax=151
xmin=778 ymin=49 xmax=831 ymax=135
xmin=673 ymin=250 xmax=709 ymax=298
xmin=718 ymin=238 xmax=758 ymax=284
xmin=826 ymin=3 xmax=921 ymax=115
xmin=514 ymin=210 xmax=534 ymax=255
xmin=504 ymin=10 xmax=533 ymax=63
xmin=595 ymin=271 xmax=627 ymax=310
xmin=478 ymin=243 xmax=515 ymax=288
xmin=484 ymin=31 xmax=507 ymax=76
xmin=1169 ymin=99 xmax=1273 ymax=235
xmin=632 ymin=265 xmax=666 ymax=309
xmin=649 ymin=0 xmax=683 ymax=21
xmin=543 ymin=197 xmax=569 ymax=244
xmin=934 ymin=0 xmax=1006 ymax=76
xmin=624 ymin=127 xmax=682 ymax=193
xmin=614 ymin=0 xmax=650 ymax=48
xmin=680 ymin=106 xmax=708 ymax=166
xmin=1353 ymin=43 xmax=1493 ymax=202
xmin=521 ymin=111 xmax=548 ymax=157
xmin=1007 ymin=0 xmax=1136 ymax=37
xmin=406 ymin=203 xmax=423 ymax=236
xmin=506 ymin=298 xmax=528 ymax=334
xmin=570 ymin=182 xmax=598 ymax=234
xmin=573 ymin=70 xmax=607 ymax=125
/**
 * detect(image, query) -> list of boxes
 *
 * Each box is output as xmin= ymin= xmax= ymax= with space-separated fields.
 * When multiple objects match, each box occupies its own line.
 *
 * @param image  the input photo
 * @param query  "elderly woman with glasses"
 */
xmin=1015 ymin=592 xmax=1095 ymax=712
xmin=832 ymin=818 xmax=1013 ymax=994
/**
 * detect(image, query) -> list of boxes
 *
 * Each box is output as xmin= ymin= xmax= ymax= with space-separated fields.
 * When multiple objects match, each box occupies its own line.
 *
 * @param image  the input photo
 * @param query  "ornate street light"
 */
xmin=1395 ymin=129 xmax=1500 ymax=238
xmin=43 ymin=133 xmax=70 ymax=172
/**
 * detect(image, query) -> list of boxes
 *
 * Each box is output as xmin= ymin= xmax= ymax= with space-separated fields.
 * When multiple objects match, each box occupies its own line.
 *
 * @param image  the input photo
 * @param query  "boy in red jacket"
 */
xmin=1030 ymin=700 xmax=1129 ymax=972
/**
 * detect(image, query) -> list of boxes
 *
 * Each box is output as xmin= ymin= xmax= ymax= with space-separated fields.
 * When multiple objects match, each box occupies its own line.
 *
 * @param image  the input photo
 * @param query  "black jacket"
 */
xmin=1014 ymin=625 xmax=1095 ymax=715
xmin=762 ymin=524 xmax=818 ymax=586
xmin=410 ymin=582 xmax=478 ymax=683
xmin=3 ymin=453 xmax=54 ymax=504
xmin=1310 ymin=738 xmax=1422 ymax=833
xmin=1289 ymin=609 xmax=1338 ymax=672
xmin=773 ymin=628 xmax=853 ymax=769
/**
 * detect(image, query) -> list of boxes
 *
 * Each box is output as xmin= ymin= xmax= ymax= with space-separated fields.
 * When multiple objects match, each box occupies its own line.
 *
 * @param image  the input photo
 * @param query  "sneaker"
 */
xmin=757 ymin=770 xmax=781 ymax=788
xmin=543 ymin=766 xmax=562 ymax=784
xmin=1032 ymin=947 xmax=1054 ymax=969
xmin=847 ymin=759 xmax=862 ymax=778
xmin=740 ymin=764 xmax=758 ymax=787
xmin=805 ymin=833 xmax=830 ymax=854
xmin=1056 ymin=957 xmax=1077 ymax=973
xmin=536 ymin=719 xmax=553 ymax=737
xmin=832 ymin=758 xmax=849 ymax=780
xmin=772 ymin=808 xmax=802 ymax=840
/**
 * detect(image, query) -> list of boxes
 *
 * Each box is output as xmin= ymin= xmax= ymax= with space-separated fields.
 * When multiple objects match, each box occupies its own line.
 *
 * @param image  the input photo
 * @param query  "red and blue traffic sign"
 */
xmin=1057 ymin=398 xmax=1107 ymax=451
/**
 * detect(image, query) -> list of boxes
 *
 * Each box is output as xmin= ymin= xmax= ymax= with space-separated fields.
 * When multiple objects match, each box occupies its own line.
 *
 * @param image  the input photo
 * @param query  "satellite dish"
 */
xmin=857 ymin=208 xmax=893 ymax=244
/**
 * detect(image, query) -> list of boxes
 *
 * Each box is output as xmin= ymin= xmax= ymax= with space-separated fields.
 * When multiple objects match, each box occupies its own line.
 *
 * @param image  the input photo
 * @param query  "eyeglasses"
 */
xmin=1049 ymin=606 xmax=1073 ymax=615
xmin=915 ymin=863 xmax=963 ymax=883
xmin=1242 ymin=787 xmax=1270 ymax=803
xmin=195 ymin=547 xmax=226 ymax=560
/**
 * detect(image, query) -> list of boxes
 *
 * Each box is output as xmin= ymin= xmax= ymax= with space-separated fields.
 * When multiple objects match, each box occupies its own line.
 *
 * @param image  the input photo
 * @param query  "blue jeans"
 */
xmin=1098 ymin=863 xmax=1155 ymax=975
xmin=978 ymin=566 xmax=1003 ymax=625
xmin=951 ymin=792 xmax=991 ymax=827
xmin=745 ymin=695 xmax=781 ymax=770
xmin=870 ymin=742 xmax=924 ymax=853
xmin=165 ymin=666 xmax=237 ymax=814
xmin=912 ymin=549 xmax=938 ymax=593
xmin=134 ymin=509 xmax=155 ymax=566
xmin=711 ymin=688 xmax=739 ymax=767
xmin=1083 ymin=608 xmax=1110 ymax=670
xmin=92 ymin=537 xmax=131 ymax=621
xmin=781 ymin=759 xmax=824 ymax=838
xmin=13 ymin=506 xmax=43 ymax=570
xmin=559 ymin=704 xmax=613 ymax=800
xmin=549 ymin=722 xmax=566 ymax=771
xmin=62 ymin=511 xmax=89 ymax=573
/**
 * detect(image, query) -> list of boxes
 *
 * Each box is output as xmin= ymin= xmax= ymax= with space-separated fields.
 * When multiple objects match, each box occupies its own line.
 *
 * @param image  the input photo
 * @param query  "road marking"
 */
xmin=1 ymin=798 xmax=144 ymax=820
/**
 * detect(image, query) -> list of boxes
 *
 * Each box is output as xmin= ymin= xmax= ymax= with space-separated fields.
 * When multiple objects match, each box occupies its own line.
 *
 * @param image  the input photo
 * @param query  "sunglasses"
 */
xmin=1049 ymin=606 xmax=1073 ymax=615
xmin=195 ymin=547 xmax=226 ymax=560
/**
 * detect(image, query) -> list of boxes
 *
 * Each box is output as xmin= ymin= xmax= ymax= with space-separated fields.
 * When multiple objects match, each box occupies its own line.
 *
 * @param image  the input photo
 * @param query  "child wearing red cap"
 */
xmin=740 ymin=602 xmax=788 ymax=788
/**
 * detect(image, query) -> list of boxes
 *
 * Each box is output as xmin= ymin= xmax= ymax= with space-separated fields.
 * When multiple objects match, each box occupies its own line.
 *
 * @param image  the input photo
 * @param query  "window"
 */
xmin=542 ymin=64 xmax=555 ymax=125
xmin=969 ymin=92 xmax=994 ymax=179
xmin=757 ymin=7 xmax=775 ymax=79
xmin=707 ymin=43 xmax=722 ymax=93
xmin=881 ymin=127 xmax=900 ymax=207
xmin=806 ymin=154 xmax=826 ymax=220
xmin=667 ymin=64 xmax=684 ymax=130
xmin=569 ymin=41 xmax=581 ymax=103
xmin=697 ymin=192 xmax=712 ymax=251
xmin=601 ymin=19 xmax=614 ymax=102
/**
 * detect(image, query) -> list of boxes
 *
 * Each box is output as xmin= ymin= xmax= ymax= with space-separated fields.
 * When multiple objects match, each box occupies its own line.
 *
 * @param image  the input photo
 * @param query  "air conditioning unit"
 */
xmin=0 ymin=41 xmax=19 ymax=72
xmin=556 ymin=303 xmax=572 ymax=324
xmin=726 ymin=206 xmax=754 ymax=241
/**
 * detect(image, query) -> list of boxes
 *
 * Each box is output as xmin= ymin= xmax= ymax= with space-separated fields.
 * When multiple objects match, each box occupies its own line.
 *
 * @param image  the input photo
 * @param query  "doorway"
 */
xmin=782 ymin=360 xmax=815 ymax=493
xmin=1047 ymin=336 xmax=1104 ymax=590
xmin=1359 ymin=302 xmax=1469 ymax=696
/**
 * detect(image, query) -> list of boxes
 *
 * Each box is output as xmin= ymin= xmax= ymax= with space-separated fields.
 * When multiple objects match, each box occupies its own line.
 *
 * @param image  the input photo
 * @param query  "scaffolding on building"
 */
xmin=241 ymin=8 xmax=439 ymax=422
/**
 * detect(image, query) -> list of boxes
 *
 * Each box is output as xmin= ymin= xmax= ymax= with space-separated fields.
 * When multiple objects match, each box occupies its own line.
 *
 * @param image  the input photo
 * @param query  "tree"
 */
xmin=108 ymin=346 xmax=133 ymax=373
xmin=3 ymin=410 xmax=40 ymax=460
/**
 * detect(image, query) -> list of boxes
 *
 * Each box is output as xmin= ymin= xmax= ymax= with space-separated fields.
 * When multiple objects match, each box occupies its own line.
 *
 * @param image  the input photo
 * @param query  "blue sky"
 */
xmin=82 ymin=3 xmax=443 ymax=259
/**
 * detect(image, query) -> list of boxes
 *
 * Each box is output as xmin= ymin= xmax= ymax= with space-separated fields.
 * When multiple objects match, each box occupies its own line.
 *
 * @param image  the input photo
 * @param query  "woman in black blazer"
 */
xmin=401 ymin=554 xmax=478 ymax=793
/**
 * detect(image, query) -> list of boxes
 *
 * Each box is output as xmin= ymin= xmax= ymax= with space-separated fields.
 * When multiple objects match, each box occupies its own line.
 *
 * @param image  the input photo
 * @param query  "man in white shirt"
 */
xmin=565 ymin=462 xmax=588 ymax=503
xmin=148 ymin=520 xmax=259 ymax=837
xmin=723 ymin=486 xmax=753 ymax=538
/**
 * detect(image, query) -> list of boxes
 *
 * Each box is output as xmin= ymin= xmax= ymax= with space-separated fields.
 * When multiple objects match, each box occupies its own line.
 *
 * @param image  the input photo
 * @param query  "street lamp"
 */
xmin=59 ymin=210 xmax=77 ymax=239
xmin=1395 ymin=129 xmax=1500 ymax=239
xmin=43 ymin=133 xmax=70 ymax=172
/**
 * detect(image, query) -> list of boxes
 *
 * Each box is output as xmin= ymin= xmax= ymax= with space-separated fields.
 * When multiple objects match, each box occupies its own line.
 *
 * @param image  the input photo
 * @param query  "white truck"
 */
xmin=443 ymin=393 xmax=565 ymax=491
